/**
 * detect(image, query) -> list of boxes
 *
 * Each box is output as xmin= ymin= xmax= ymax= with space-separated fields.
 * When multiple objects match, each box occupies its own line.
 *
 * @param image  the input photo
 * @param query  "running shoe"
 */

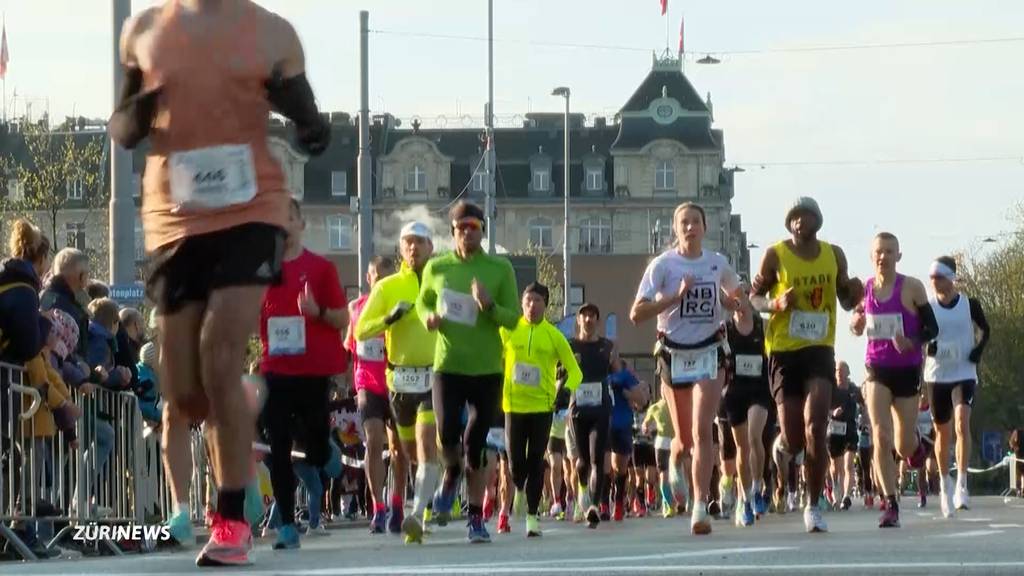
xmin=841 ymin=496 xmax=852 ymax=511
xmin=572 ymin=500 xmax=585 ymax=523
xmin=599 ymin=503 xmax=611 ymax=522
xmin=272 ymin=523 xmax=301 ymax=550
xmin=954 ymin=484 xmax=970 ymax=511
xmin=550 ymin=501 xmax=564 ymax=519
xmin=907 ymin=441 xmax=927 ymax=470
xmin=720 ymin=475 xmax=736 ymax=513
xmin=402 ymin=515 xmax=424 ymax=545
xmin=613 ymin=500 xmax=625 ymax=522
xmin=467 ymin=514 xmax=491 ymax=544
xmin=432 ymin=486 xmax=457 ymax=527
xmin=423 ymin=507 xmax=433 ymax=525
xmin=736 ymin=500 xmax=754 ymax=527
xmin=939 ymin=476 xmax=955 ymax=519
xmin=306 ymin=522 xmax=330 ymax=537
xmin=483 ymin=496 xmax=495 ymax=521
xmin=661 ymin=501 xmax=675 ymax=518
xmin=787 ymin=492 xmax=798 ymax=513
xmin=803 ymin=505 xmax=828 ymax=533
xmin=586 ymin=505 xmax=601 ymax=529
xmin=370 ymin=510 xmax=387 ymax=534
xmin=388 ymin=507 xmax=404 ymax=534
xmin=879 ymin=503 xmax=900 ymax=528
xmin=708 ymin=500 xmax=722 ymax=519
xmin=196 ymin=514 xmax=252 ymax=566
xmin=918 ymin=489 xmax=927 ymax=509
xmin=691 ymin=505 xmax=712 ymax=535
xmin=167 ymin=510 xmax=195 ymax=548
xmin=526 ymin=514 xmax=542 ymax=538
xmin=864 ymin=494 xmax=874 ymax=509
xmin=497 ymin=512 xmax=511 ymax=534
xmin=632 ymin=497 xmax=646 ymax=518
xmin=513 ymin=489 xmax=527 ymax=519
xmin=753 ymin=491 xmax=768 ymax=518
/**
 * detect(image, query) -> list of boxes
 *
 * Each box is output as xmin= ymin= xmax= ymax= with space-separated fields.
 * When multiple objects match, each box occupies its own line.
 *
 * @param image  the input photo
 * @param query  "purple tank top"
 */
xmin=865 ymin=274 xmax=922 ymax=367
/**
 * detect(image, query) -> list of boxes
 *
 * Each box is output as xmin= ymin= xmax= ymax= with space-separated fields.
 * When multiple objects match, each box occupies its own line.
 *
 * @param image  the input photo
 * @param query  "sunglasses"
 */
xmin=454 ymin=219 xmax=483 ymax=232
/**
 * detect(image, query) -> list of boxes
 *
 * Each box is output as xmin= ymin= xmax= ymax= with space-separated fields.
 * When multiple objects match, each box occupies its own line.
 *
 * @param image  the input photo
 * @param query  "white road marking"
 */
xmin=960 ymin=517 xmax=993 ymax=522
xmin=989 ymin=523 xmax=1022 ymax=528
xmin=933 ymin=529 xmax=1004 ymax=538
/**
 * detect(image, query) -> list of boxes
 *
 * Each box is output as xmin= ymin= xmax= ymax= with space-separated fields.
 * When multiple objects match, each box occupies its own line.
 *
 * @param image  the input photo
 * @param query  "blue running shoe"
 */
xmin=370 ymin=510 xmax=387 ymax=534
xmin=272 ymin=524 xmax=300 ymax=550
xmin=742 ymin=501 xmax=755 ymax=527
xmin=467 ymin=514 xmax=491 ymax=544
xmin=753 ymin=492 xmax=769 ymax=518
xmin=433 ymin=487 xmax=456 ymax=527
xmin=388 ymin=506 xmax=404 ymax=535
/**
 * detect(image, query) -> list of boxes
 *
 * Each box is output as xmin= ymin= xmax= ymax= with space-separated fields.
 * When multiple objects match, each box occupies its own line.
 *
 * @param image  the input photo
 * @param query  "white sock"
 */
xmin=173 ymin=502 xmax=190 ymax=518
xmin=413 ymin=462 xmax=441 ymax=517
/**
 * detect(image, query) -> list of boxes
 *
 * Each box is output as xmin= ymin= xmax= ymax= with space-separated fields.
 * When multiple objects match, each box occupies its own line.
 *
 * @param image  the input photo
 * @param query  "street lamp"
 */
xmin=697 ymin=54 xmax=721 ymax=65
xmin=552 ymin=86 xmax=571 ymax=318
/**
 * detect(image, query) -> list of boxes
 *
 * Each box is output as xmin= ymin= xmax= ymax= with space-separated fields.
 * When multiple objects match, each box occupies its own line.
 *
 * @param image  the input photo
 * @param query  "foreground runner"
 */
xmin=355 ymin=222 xmax=440 ymax=543
xmin=114 ymin=0 xmax=330 ymax=565
xmin=500 ymin=282 xmax=582 ymax=537
xmin=417 ymin=201 xmax=520 ymax=543
xmin=631 ymin=202 xmax=744 ymax=535
xmin=923 ymin=256 xmax=990 ymax=517
xmin=850 ymin=232 xmax=937 ymax=528
xmin=751 ymin=197 xmax=863 ymax=533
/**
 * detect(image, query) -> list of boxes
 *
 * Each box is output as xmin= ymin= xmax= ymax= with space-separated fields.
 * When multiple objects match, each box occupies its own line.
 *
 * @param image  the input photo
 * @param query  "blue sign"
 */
xmin=982 ymin=431 xmax=1003 ymax=464
xmin=556 ymin=315 xmax=575 ymax=339
xmin=605 ymin=313 xmax=618 ymax=341
xmin=110 ymin=283 xmax=146 ymax=304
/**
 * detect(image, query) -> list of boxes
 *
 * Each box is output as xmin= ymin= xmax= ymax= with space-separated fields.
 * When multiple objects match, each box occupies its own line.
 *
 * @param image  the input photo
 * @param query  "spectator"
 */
xmin=136 ymin=342 xmax=162 ymax=425
xmin=0 ymin=219 xmax=50 ymax=364
xmin=86 ymin=280 xmax=110 ymax=300
xmin=116 ymin=307 xmax=145 ymax=387
xmin=49 ymin=309 xmax=95 ymax=397
xmin=86 ymin=298 xmax=132 ymax=390
xmin=40 ymin=248 xmax=91 ymax=358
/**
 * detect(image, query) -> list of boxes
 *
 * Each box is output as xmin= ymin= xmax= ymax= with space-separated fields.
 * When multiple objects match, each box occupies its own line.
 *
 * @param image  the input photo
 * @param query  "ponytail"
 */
xmin=8 ymin=219 xmax=50 ymax=263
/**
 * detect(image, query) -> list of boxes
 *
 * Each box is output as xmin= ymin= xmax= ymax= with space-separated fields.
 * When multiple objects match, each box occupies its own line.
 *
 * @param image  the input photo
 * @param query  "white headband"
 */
xmin=929 ymin=261 xmax=956 ymax=281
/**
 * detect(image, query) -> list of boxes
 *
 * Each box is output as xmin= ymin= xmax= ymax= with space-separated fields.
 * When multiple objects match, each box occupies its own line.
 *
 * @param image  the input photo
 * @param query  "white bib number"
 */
xmin=439 ymin=289 xmax=479 ymax=327
xmin=267 ymin=316 xmax=306 ymax=356
xmin=935 ymin=341 xmax=962 ymax=363
xmin=788 ymin=311 xmax=829 ymax=341
xmin=513 ymin=362 xmax=541 ymax=387
xmin=828 ymin=420 xmax=848 ymax=436
xmin=169 ymin=144 xmax=257 ymax=211
xmin=392 ymin=367 xmax=432 ymax=394
xmin=866 ymin=313 xmax=905 ymax=340
xmin=734 ymin=354 xmax=763 ymax=378
xmin=357 ymin=338 xmax=386 ymax=362
xmin=670 ymin=345 xmax=719 ymax=383
xmin=575 ymin=382 xmax=604 ymax=408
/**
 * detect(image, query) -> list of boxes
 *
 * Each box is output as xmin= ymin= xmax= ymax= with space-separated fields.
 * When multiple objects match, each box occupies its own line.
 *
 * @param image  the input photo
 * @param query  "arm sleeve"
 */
xmin=415 ymin=261 xmax=438 ymax=330
xmin=108 ymin=66 xmax=161 ymax=149
xmin=554 ymin=330 xmax=583 ymax=393
xmin=354 ymin=283 xmax=390 ymax=341
xmin=264 ymin=72 xmax=331 ymax=156
xmin=968 ymin=297 xmax=990 ymax=363
xmin=914 ymin=302 xmax=939 ymax=345
xmin=487 ymin=260 xmax=522 ymax=330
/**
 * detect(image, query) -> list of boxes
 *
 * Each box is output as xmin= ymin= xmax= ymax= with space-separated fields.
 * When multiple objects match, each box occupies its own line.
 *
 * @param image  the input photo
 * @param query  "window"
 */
xmin=652 ymin=215 xmax=673 ymax=251
xmin=586 ymin=168 xmax=603 ymax=191
xmin=331 ymin=171 xmax=347 ymax=197
xmin=528 ymin=217 xmax=553 ymax=250
xmin=67 ymin=178 xmax=84 ymax=200
xmin=471 ymin=171 xmax=485 ymax=193
xmin=65 ymin=222 xmax=86 ymax=251
xmin=134 ymin=219 xmax=145 ymax=262
xmin=569 ymin=285 xmax=585 ymax=309
xmin=327 ymin=215 xmax=353 ymax=251
xmin=579 ymin=217 xmax=612 ymax=253
xmin=406 ymin=165 xmax=427 ymax=193
xmin=533 ymin=169 xmax=550 ymax=192
xmin=655 ymin=161 xmax=675 ymax=191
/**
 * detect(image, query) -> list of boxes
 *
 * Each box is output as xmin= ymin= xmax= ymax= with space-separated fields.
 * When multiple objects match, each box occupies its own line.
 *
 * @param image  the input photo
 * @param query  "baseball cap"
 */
xmin=577 ymin=302 xmax=601 ymax=318
xmin=400 ymin=221 xmax=432 ymax=242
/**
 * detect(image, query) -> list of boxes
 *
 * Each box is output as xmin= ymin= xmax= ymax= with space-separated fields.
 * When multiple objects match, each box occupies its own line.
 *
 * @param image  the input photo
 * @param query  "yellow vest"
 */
xmin=765 ymin=240 xmax=838 ymax=354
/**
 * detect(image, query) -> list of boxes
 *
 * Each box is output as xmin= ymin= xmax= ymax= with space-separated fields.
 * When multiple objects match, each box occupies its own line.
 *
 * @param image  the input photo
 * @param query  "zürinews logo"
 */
xmin=72 ymin=524 xmax=172 ymax=543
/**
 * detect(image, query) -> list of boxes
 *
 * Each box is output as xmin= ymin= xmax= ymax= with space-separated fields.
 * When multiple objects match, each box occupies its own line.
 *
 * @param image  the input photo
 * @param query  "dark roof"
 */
xmin=620 ymin=69 xmax=708 ymax=113
xmin=611 ymin=117 xmax=719 ymax=152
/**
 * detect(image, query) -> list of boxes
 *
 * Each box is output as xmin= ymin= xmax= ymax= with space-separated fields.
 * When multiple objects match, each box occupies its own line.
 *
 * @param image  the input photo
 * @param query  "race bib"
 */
xmin=357 ymin=338 xmax=386 ymax=362
xmin=169 ymin=144 xmax=257 ymax=211
xmin=866 ymin=313 xmax=905 ymax=340
xmin=439 ymin=289 xmax=479 ymax=327
xmin=734 ymin=354 xmax=763 ymax=378
xmin=788 ymin=311 xmax=829 ymax=341
xmin=575 ymin=382 xmax=604 ymax=408
xmin=935 ymin=341 xmax=962 ymax=363
xmin=513 ymin=362 xmax=541 ymax=387
xmin=670 ymin=345 xmax=719 ymax=383
xmin=828 ymin=420 xmax=848 ymax=436
xmin=392 ymin=367 xmax=432 ymax=394
xmin=267 ymin=316 xmax=306 ymax=356
xmin=486 ymin=427 xmax=506 ymax=451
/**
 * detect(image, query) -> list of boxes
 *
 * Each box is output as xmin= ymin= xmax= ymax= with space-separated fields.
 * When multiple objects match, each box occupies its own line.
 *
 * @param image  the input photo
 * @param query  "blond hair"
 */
xmin=88 ymin=297 xmax=121 ymax=330
xmin=8 ymin=219 xmax=50 ymax=264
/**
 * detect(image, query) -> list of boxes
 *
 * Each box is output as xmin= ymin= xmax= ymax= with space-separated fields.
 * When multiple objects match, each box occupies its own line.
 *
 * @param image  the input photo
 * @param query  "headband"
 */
xmin=929 ymin=261 xmax=956 ymax=281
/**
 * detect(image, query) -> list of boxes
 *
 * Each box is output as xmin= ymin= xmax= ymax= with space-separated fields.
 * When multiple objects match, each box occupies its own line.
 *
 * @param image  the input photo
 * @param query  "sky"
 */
xmin=3 ymin=0 xmax=1023 ymax=380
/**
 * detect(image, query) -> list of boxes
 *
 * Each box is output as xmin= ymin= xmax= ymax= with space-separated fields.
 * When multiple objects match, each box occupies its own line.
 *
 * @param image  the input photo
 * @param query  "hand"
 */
xmin=298 ymin=282 xmax=321 ymax=319
xmin=772 ymin=288 xmax=796 ymax=312
xmin=832 ymin=407 xmax=843 ymax=419
xmin=843 ymin=277 xmax=865 ymax=307
xmin=722 ymin=286 xmax=746 ymax=313
xmin=79 ymin=383 xmax=97 ymax=396
xmin=117 ymin=366 xmax=133 ymax=384
xmin=891 ymin=334 xmax=915 ymax=354
xmin=385 ymin=301 xmax=412 ymax=325
xmin=677 ymin=274 xmax=697 ymax=302
xmin=94 ymin=365 xmax=109 ymax=382
xmin=426 ymin=313 xmax=442 ymax=331
xmin=471 ymin=278 xmax=493 ymax=311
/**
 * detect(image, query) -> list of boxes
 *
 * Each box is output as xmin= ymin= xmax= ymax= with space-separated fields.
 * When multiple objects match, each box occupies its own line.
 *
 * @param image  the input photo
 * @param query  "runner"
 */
xmin=416 ymin=201 xmax=520 ymax=543
xmin=723 ymin=291 xmax=770 ymax=525
xmin=630 ymin=202 xmax=745 ymax=535
xmin=856 ymin=390 xmax=876 ymax=509
xmin=632 ymin=405 xmax=658 ymax=517
xmin=923 ymin=256 xmax=990 ymax=517
xmin=750 ymin=196 xmax=864 ymax=533
xmin=828 ymin=361 xmax=860 ymax=511
xmin=354 ymin=222 xmax=440 ymax=543
xmin=850 ymin=232 xmax=937 ymax=528
xmin=500 ymin=282 xmax=582 ymax=537
xmin=643 ymin=398 xmax=680 ymax=517
xmin=547 ymin=402 xmax=570 ymax=520
xmin=915 ymin=394 xmax=937 ymax=509
xmin=259 ymin=199 xmax=348 ymax=549
xmin=114 ymin=0 xmax=331 ymax=564
xmin=568 ymin=303 xmax=616 ymax=529
xmin=345 ymin=256 xmax=398 ymax=535
xmin=608 ymin=359 xmax=649 ymax=521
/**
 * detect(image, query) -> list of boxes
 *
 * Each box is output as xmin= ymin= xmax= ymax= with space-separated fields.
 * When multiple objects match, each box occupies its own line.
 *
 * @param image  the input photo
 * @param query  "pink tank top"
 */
xmin=864 ymin=275 xmax=922 ymax=368
xmin=348 ymin=295 xmax=388 ymax=396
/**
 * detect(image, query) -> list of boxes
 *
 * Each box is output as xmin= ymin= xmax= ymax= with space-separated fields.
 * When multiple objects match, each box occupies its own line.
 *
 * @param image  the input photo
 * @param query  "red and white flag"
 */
xmin=0 ymin=24 xmax=9 ymax=80
xmin=660 ymin=0 xmax=668 ymax=16
xmin=678 ymin=16 xmax=685 ymax=54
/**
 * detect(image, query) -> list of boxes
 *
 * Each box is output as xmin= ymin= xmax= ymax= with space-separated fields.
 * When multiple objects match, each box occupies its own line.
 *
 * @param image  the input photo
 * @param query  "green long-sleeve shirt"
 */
xmin=416 ymin=250 xmax=520 ymax=376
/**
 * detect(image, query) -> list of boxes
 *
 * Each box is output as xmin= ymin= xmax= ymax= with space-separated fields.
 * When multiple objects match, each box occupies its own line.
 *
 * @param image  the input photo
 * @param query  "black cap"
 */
xmin=449 ymin=201 xmax=485 ymax=223
xmin=577 ymin=302 xmax=600 ymax=318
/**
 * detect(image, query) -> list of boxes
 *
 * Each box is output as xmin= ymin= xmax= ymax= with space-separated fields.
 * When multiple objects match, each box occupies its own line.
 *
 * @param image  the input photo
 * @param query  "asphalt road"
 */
xmin=5 ymin=496 xmax=1024 ymax=575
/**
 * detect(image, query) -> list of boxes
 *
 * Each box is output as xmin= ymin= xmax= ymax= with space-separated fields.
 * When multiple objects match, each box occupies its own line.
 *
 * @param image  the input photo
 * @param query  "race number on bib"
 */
xmin=392 ymin=367 xmax=432 ymax=394
xmin=935 ymin=342 xmax=962 ymax=363
xmin=828 ymin=420 xmax=848 ymax=436
xmin=866 ymin=313 xmax=905 ymax=340
xmin=734 ymin=354 xmax=763 ymax=378
xmin=169 ymin=144 xmax=257 ymax=210
xmin=514 ymin=363 xmax=541 ymax=387
xmin=357 ymin=338 xmax=386 ymax=362
xmin=439 ymin=289 xmax=479 ymax=327
xmin=670 ymin=345 xmax=719 ymax=383
xmin=788 ymin=311 xmax=829 ymax=341
xmin=267 ymin=316 xmax=306 ymax=356
xmin=575 ymin=382 xmax=604 ymax=408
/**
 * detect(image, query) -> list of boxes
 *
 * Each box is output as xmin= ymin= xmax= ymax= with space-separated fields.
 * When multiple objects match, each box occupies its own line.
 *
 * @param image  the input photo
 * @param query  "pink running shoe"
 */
xmin=196 ymin=514 xmax=253 ymax=567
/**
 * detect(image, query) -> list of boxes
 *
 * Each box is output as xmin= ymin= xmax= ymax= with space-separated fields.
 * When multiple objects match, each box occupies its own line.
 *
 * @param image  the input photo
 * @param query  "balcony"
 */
xmin=578 ymin=240 xmax=613 ymax=254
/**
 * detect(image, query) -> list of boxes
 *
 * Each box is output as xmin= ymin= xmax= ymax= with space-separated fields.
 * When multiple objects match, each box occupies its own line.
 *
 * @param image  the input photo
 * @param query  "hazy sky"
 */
xmin=4 ymin=0 xmax=1023 ymax=379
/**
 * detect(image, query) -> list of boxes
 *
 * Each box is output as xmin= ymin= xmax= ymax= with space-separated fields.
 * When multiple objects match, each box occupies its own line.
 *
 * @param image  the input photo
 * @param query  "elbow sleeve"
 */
xmin=265 ymin=72 xmax=330 ymax=156
xmin=109 ymin=67 xmax=160 ymax=149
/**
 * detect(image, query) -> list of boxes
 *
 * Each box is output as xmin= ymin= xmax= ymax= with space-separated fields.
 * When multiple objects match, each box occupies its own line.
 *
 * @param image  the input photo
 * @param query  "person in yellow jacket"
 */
xmin=500 ymin=282 xmax=582 ymax=537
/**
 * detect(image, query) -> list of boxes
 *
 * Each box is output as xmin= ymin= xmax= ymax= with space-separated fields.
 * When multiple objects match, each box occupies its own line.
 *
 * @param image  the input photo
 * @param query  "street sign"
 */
xmin=110 ymin=283 xmax=145 ymax=304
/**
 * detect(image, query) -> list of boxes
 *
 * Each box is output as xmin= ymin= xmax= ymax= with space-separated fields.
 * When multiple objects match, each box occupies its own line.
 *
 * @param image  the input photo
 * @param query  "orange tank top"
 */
xmin=140 ymin=0 xmax=287 ymax=252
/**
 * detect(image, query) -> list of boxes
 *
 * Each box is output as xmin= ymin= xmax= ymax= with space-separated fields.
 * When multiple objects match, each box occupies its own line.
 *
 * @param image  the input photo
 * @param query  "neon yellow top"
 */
xmin=500 ymin=316 xmax=582 ymax=414
xmin=765 ymin=240 xmax=838 ymax=354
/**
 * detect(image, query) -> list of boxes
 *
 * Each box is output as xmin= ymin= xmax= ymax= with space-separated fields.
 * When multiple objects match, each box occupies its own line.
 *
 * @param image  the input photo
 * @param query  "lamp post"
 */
xmin=551 ymin=87 xmax=571 ymax=318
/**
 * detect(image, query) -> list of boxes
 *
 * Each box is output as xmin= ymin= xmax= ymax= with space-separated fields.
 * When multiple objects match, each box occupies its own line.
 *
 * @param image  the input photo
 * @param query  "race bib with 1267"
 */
xmin=392 ymin=367 xmax=432 ymax=394
xmin=169 ymin=144 xmax=257 ymax=211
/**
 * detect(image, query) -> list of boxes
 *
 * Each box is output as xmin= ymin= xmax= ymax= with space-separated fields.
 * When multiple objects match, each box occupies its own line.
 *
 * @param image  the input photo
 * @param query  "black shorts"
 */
xmin=633 ymin=442 xmax=656 ymax=468
xmin=656 ymin=448 xmax=671 ymax=472
xmin=769 ymin=346 xmax=836 ymax=404
xmin=145 ymin=222 xmax=285 ymax=315
xmin=610 ymin=426 xmax=634 ymax=456
xmin=656 ymin=336 xmax=726 ymax=390
xmin=390 ymin=390 xmax=434 ymax=430
xmin=867 ymin=365 xmax=922 ymax=398
xmin=828 ymin=432 xmax=858 ymax=459
xmin=723 ymin=383 xmax=773 ymax=427
xmin=928 ymin=380 xmax=976 ymax=425
xmin=357 ymin=389 xmax=394 ymax=425
xmin=547 ymin=437 xmax=566 ymax=456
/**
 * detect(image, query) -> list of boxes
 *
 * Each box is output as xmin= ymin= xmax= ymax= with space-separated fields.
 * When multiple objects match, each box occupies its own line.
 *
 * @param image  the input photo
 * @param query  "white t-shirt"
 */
xmin=635 ymin=249 xmax=740 ymax=345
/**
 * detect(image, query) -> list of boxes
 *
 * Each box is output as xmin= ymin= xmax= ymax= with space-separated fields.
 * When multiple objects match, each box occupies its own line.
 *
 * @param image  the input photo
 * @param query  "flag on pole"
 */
xmin=678 ymin=16 xmax=685 ymax=55
xmin=0 ymin=24 xmax=9 ymax=80
xmin=660 ymin=0 xmax=668 ymax=16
